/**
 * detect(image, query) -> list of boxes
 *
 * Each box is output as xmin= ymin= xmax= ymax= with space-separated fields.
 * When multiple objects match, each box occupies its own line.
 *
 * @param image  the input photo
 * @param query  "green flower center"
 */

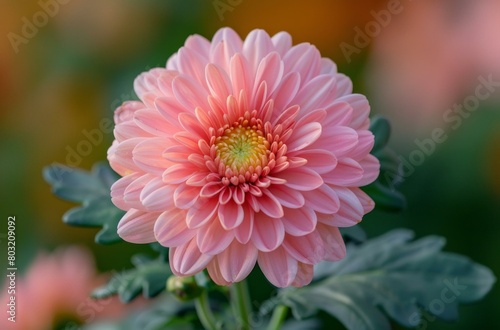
xmin=216 ymin=126 xmax=269 ymax=172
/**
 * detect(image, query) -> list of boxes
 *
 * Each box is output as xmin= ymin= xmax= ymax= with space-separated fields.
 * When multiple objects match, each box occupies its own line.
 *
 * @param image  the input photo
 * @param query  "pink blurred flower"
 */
xmin=108 ymin=28 xmax=379 ymax=287
xmin=0 ymin=247 xmax=138 ymax=329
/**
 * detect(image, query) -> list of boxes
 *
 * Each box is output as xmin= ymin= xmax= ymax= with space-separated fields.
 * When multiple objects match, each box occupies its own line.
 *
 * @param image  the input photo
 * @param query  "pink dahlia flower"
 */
xmin=108 ymin=28 xmax=379 ymax=287
xmin=0 ymin=247 xmax=141 ymax=329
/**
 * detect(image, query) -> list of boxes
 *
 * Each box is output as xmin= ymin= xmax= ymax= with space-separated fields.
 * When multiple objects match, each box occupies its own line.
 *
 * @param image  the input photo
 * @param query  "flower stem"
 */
xmin=266 ymin=305 xmax=288 ymax=330
xmin=231 ymin=280 xmax=252 ymax=330
xmin=195 ymin=291 xmax=218 ymax=330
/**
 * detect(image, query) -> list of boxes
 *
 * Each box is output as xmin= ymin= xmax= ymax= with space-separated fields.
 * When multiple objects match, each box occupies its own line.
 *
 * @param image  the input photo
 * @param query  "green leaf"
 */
xmin=92 ymin=255 xmax=171 ymax=303
xmin=82 ymin=296 xmax=198 ymax=330
xmin=282 ymin=229 xmax=496 ymax=330
xmin=366 ymin=116 xmax=406 ymax=212
xmin=362 ymin=181 xmax=406 ymax=212
xmin=43 ymin=162 xmax=124 ymax=244
xmin=340 ymin=226 xmax=367 ymax=243
xmin=370 ymin=116 xmax=391 ymax=153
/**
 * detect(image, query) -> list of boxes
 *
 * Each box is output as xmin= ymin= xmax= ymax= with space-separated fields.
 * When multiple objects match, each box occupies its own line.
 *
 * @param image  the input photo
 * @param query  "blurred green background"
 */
xmin=1 ymin=0 xmax=499 ymax=329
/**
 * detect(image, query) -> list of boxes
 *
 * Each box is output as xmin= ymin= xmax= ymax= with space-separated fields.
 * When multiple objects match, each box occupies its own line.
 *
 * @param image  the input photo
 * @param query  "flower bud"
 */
xmin=166 ymin=275 xmax=202 ymax=301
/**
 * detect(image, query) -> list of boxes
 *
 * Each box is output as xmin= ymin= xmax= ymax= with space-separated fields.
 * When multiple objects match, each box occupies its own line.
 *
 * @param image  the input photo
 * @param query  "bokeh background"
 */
xmin=1 ymin=0 xmax=499 ymax=329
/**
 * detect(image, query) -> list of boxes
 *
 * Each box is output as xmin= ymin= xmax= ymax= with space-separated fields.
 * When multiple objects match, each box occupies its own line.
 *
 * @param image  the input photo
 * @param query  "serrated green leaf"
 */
xmin=370 ymin=116 xmax=391 ymax=153
xmin=43 ymin=164 xmax=107 ymax=202
xmin=282 ymin=230 xmax=496 ymax=330
xmin=92 ymin=256 xmax=171 ymax=303
xmin=82 ymin=296 xmax=197 ymax=330
xmin=43 ymin=162 xmax=124 ymax=244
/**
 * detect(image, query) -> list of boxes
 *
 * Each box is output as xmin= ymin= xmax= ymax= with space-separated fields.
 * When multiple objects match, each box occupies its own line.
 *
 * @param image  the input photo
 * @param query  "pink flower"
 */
xmin=0 ymin=247 xmax=139 ymax=329
xmin=108 ymin=28 xmax=379 ymax=287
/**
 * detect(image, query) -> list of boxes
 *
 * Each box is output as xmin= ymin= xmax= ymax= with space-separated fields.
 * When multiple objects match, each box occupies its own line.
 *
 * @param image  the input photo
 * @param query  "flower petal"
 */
xmin=174 ymin=183 xmax=200 ymax=209
xmin=133 ymin=137 xmax=173 ymax=175
xmin=169 ymin=238 xmax=212 ymax=276
xmin=177 ymin=47 xmax=209 ymax=90
xmin=267 ymin=185 xmax=305 ymax=209
xmin=323 ymin=158 xmax=364 ymax=186
xmin=200 ymin=181 xmax=225 ymax=198
xmin=302 ymin=184 xmax=340 ymax=214
xmin=279 ymin=167 xmax=323 ymax=191
xmin=114 ymin=101 xmax=144 ymax=124
xmin=257 ymin=189 xmax=284 ymax=218
xmin=172 ymin=75 xmax=210 ymax=112
xmin=292 ymin=262 xmax=314 ymax=287
xmin=207 ymin=258 xmax=231 ymax=286
xmin=251 ymin=214 xmax=285 ymax=252
xmin=218 ymin=241 xmax=258 ymax=283
xmin=235 ymin=204 xmax=254 ymax=244
xmin=243 ymin=29 xmax=274 ymax=74
xmin=253 ymin=51 xmax=284 ymax=96
xmin=292 ymin=149 xmax=337 ymax=174
xmin=154 ymin=209 xmax=195 ymax=247
xmin=271 ymin=31 xmax=292 ymax=56
xmin=218 ymin=200 xmax=245 ymax=230
xmin=258 ymin=246 xmax=298 ymax=288
xmin=281 ymin=206 xmax=317 ymax=236
xmin=338 ymin=94 xmax=370 ymax=130
xmin=322 ymin=187 xmax=364 ymax=227
xmin=123 ymin=173 xmax=154 ymax=210
xmin=357 ymin=154 xmax=380 ymax=186
xmin=118 ymin=209 xmax=159 ymax=244
xmin=140 ymin=177 xmax=175 ymax=211
xmin=162 ymin=164 xmax=198 ymax=184
xmin=111 ymin=173 xmax=142 ymax=210
xmin=350 ymin=130 xmax=375 ymax=160
xmin=230 ymin=53 xmax=252 ymax=101
xmin=186 ymin=198 xmax=219 ymax=229
xmin=206 ymin=63 xmax=232 ymax=104
xmin=352 ymin=187 xmax=375 ymax=214
xmin=287 ymin=122 xmax=322 ymax=152
xmin=312 ymin=126 xmax=358 ymax=159
xmin=293 ymin=74 xmax=336 ymax=115
xmin=334 ymin=74 xmax=353 ymax=97
xmin=317 ymin=223 xmax=346 ymax=261
xmin=283 ymin=231 xmax=324 ymax=264
xmin=283 ymin=43 xmax=321 ymax=84
xmin=110 ymin=138 xmax=145 ymax=175
xmin=323 ymin=101 xmax=353 ymax=127
xmin=271 ymin=73 xmax=301 ymax=117
xmin=197 ymin=218 xmax=235 ymax=255
xmin=114 ymin=120 xmax=152 ymax=142
xmin=134 ymin=108 xmax=175 ymax=137
xmin=163 ymin=145 xmax=192 ymax=163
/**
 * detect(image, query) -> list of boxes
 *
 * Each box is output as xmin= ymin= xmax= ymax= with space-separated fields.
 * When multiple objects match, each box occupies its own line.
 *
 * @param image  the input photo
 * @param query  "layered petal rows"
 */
xmin=108 ymin=28 xmax=379 ymax=287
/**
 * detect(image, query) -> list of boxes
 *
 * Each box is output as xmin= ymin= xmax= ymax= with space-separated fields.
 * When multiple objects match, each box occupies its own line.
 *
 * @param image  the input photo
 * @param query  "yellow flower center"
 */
xmin=216 ymin=126 xmax=270 ymax=173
